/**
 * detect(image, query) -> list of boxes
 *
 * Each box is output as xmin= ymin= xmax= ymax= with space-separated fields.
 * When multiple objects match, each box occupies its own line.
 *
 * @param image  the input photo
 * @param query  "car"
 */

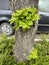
xmin=0 ymin=0 xmax=14 ymax=35
xmin=0 ymin=0 xmax=49 ymax=35
xmin=37 ymin=0 xmax=49 ymax=33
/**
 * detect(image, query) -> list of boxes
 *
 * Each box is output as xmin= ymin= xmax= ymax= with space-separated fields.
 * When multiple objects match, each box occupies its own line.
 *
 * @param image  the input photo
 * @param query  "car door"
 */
xmin=37 ymin=0 xmax=49 ymax=33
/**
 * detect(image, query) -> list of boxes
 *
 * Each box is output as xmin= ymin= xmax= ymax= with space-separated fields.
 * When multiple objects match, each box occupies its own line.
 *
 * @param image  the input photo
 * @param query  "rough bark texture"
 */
xmin=14 ymin=21 xmax=38 ymax=61
xmin=9 ymin=0 xmax=39 ymax=61
xmin=9 ymin=0 xmax=39 ymax=10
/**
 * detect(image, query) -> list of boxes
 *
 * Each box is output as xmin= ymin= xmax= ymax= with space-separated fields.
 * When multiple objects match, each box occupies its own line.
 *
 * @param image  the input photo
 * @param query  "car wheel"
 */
xmin=1 ymin=23 xmax=14 ymax=35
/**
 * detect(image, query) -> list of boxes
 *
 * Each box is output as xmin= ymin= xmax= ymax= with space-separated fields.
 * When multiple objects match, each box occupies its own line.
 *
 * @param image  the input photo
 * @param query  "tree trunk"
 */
xmin=14 ymin=21 xmax=38 ymax=61
xmin=9 ymin=0 xmax=39 ymax=10
xmin=9 ymin=0 xmax=39 ymax=62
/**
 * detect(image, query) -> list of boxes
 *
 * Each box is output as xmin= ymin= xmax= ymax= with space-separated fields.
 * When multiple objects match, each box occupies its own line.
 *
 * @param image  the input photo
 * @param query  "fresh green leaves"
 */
xmin=0 ymin=34 xmax=16 ymax=65
xmin=10 ymin=7 xmax=40 ymax=31
xmin=27 ymin=49 xmax=38 ymax=60
xmin=0 ymin=34 xmax=49 ymax=65
xmin=27 ymin=35 xmax=49 ymax=65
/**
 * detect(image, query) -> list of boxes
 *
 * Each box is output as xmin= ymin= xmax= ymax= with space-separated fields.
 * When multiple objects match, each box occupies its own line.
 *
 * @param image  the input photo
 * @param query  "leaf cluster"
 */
xmin=27 ymin=49 xmax=38 ymax=60
xmin=10 ymin=7 xmax=40 ymax=31
xmin=0 ymin=34 xmax=16 ymax=65
xmin=1 ymin=34 xmax=49 ymax=65
xmin=27 ymin=35 xmax=49 ymax=65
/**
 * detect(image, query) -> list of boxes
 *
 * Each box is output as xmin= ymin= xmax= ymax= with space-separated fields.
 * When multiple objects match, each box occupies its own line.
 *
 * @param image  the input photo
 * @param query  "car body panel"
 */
xmin=38 ymin=12 xmax=49 ymax=24
xmin=0 ymin=10 xmax=12 ymax=23
xmin=0 ymin=0 xmax=12 ymax=23
xmin=37 ymin=0 xmax=49 ymax=33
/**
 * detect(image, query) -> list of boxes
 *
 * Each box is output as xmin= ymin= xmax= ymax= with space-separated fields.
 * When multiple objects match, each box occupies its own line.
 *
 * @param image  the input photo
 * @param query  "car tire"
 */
xmin=0 ymin=22 xmax=14 ymax=36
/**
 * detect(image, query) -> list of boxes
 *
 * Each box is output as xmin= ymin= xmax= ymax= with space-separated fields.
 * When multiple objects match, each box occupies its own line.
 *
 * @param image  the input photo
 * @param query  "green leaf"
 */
xmin=10 ymin=7 xmax=40 ymax=31
xmin=28 ymin=21 xmax=33 ymax=25
xmin=27 ymin=49 xmax=38 ymax=60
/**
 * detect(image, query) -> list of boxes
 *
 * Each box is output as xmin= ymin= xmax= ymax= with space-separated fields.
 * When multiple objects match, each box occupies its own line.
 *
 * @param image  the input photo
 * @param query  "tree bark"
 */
xmin=9 ymin=0 xmax=39 ymax=62
xmin=14 ymin=21 xmax=38 ymax=61
xmin=9 ymin=0 xmax=39 ymax=10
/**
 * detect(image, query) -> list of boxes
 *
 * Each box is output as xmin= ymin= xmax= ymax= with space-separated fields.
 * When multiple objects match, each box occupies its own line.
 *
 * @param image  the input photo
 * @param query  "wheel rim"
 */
xmin=1 ymin=24 xmax=12 ymax=35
